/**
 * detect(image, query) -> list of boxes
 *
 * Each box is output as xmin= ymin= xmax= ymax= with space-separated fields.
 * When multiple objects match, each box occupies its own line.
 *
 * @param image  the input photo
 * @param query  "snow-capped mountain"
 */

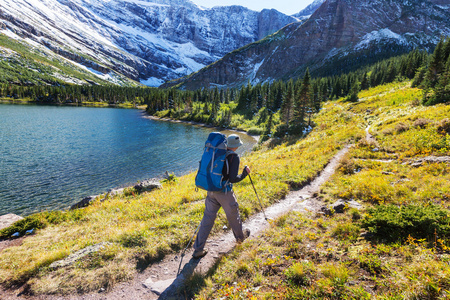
xmin=164 ymin=0 xmax=450 ymax=90
xmin=0 ymin=0 xmax=298 ymax=86
xmin=293 ymin=0 xmax=326 ymax=20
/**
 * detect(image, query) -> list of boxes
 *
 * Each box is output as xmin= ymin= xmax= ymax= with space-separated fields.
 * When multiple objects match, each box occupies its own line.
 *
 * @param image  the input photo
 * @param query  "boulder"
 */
xmin=321 ymin=199 xmax=363 ymax=215
xmin=108 ymin=188 xmax=125 ymax=196
xmin=333 ymin=199 xmax=363 ymax=213
xmin=70 ymin=178 xmax=162 ymax=210
xmin=70 ymin=195 xmax=97 ymax=210
xmin=49 ymin=242 xmax=112 ymax=269
xmin=134 ymin=179 xmax=162 ymax=193
xmin=0 ymin=214 xmax=24 ymax=230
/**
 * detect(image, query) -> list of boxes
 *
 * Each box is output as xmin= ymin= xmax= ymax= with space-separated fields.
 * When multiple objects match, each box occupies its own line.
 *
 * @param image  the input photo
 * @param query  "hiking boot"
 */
xmin=193 ymin=249 xmax=208 ymax=259
xmin=237 ymin=228 xmax=250 ymax=243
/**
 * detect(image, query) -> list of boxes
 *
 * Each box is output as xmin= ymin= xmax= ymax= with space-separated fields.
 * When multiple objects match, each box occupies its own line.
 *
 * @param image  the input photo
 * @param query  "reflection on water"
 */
xmin=0 ymin=104 xmax=256 ymax=216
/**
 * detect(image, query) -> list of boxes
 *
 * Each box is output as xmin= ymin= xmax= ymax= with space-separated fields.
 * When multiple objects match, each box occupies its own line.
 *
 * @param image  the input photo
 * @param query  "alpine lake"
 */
xmin=0 ymin=103 xmax=256 ymax=216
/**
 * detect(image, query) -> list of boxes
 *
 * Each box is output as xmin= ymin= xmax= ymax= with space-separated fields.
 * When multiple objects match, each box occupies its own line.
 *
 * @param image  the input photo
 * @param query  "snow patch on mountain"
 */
xmin=250 ymin=58 xmax=265 ymax=84
xmin=355 ymin=28 xmax=406 ymax=50
xmin=1 ymin=28 xmax=21 ymax=40
xmin=325 ymin=47 xmax=340 ymax=60
xmin=140 ymin=77 xmax=165 ymax=86
xmin=59 ymin=56 xmax=122 ymax=83
xmin=123 ymin=0 xmax=170 ymax=7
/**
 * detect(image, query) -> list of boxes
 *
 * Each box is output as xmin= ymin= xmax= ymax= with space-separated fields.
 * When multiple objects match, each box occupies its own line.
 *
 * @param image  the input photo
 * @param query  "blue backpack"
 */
xmin=195 ymin=132 xmax=231 ymax=192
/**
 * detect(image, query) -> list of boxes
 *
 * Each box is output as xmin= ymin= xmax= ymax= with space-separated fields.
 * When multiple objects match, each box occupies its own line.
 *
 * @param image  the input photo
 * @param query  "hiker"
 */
xmin=192 ymin=134 xmax=251 ymax=259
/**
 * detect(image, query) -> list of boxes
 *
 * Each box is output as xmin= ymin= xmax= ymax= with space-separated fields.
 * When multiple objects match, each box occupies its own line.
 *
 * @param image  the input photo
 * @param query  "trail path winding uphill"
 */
xmin=0 ymin=145 xmax=350 ymax=300
xmin=95 ymin=145 xmax=350 ymax=300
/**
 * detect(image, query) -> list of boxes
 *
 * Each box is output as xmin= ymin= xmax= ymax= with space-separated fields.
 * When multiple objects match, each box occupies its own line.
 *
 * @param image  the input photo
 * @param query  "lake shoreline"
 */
xmin=1 ymin=100 xmax=258 ymax=142
xmin=0 ymin=99 xmax=144 ymax=109
xmin=143 ymin=114 xmax=260 ymax=143
xmin=3 ymin=104 xmax=235 ymax=217
xmin=1 ymin=104 xmax=257 ymax=219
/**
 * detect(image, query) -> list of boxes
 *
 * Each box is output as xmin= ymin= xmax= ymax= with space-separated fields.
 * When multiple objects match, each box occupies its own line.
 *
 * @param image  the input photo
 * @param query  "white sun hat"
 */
xmin=227 ymin=134 xmax=243 ymax=148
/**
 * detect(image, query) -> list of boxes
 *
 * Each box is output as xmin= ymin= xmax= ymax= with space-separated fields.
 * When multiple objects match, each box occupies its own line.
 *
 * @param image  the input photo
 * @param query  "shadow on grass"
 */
xmin=135 ymin=247 xmax=170 ymax=272
xmin=161 ymin=255 xmax=224 ymax=299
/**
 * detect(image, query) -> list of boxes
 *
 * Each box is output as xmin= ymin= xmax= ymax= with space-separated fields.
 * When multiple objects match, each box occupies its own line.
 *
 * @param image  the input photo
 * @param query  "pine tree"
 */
xmin=237 ymin=84 xmax=248 ymax=110
xmin=260 ymin=109 xmax=274 ymax=142
xmin=443 ymin=38 xmax=450 ymax=63
xmin=291 ymin=69 xmax=312 ymax=135
xmin=312 ymin=81 xmax=321 ymax=113
xmin=210 ymin=91 xmax=220 ymax=123
xmin=346 ymin=81 xmax=360 ymax=102
xmin=333 ymin=77 xmax=342 ymax=99
xmin=430 ymin=55 xmax=450 ymax=105
xmin=273 ymin=81 xmax=284 ymax=111
xmin=425 ymin=38 xmax=446 ymax=89
xmin=383 ymin=62 xmax=397 ymax=83
xmin=280 ymin=79 xmax=294 ymax=126
xmin=249 ymin=84 xmax=260 ymax=114
xmin=361 ymin=72 xmax=369 ymax=90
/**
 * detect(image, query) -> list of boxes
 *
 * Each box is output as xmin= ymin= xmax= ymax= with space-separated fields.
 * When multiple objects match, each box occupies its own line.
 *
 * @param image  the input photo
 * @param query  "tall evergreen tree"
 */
xmin=430 ymin=55 xmax=450 ymax=105
xmin=425 ymin=38 xmax=446 ymax=88
xmin=361 ymin=72 xmax=369 ymax=90
xmin=346 ymin=81 xmax=360 ymax=102
xmin=291 ymin=69 xmax=312 ymax=135
xmin=281 ymin=79 xmax=294 ymax=126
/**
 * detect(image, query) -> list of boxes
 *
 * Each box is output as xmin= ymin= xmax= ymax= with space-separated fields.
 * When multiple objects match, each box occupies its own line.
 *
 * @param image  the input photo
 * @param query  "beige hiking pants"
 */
xmin=193 ymin=190 xmax=244 ymax=252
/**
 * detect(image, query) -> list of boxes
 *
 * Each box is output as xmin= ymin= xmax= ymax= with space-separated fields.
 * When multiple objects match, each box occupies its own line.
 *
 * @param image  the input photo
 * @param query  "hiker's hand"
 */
xmin=244 ymin=166 xmax=251 ymax=175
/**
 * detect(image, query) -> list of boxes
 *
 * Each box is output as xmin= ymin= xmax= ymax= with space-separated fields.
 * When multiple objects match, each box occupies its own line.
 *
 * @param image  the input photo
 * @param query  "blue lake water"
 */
xmin=0 ymin=104 xmax=255 ymax=216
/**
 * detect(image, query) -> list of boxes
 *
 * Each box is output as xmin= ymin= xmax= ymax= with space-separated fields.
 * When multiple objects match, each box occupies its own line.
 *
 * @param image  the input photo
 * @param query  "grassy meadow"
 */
xmin=190 ymin=81 xmax=450 ymax=299
xmin=0 ymin=85 xmax=362 ymax=295
xmin=1 ymin=80 xmax=449 ymax=298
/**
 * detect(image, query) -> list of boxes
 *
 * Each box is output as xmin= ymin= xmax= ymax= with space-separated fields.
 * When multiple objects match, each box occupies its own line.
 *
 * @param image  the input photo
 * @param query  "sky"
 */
xmin=190 ymin=0 xmax=315 ymax=16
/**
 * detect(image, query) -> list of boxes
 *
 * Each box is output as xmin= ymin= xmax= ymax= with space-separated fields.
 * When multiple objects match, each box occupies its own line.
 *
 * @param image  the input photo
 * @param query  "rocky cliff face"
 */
xmin=165 ymin=0 xmax=450 ymax=89
xmin=0 ymin=0 xmax=298 ymax=86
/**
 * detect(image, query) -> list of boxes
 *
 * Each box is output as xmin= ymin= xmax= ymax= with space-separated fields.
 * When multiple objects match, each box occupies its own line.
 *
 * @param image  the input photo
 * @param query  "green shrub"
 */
xmin=338 ymin=155 xmax=358 ymax=175
xmin=117 ymin=231 xmax=148 ymax=248
xmin=285 ymin=261 xmax=314 ymax=286
xmin=0 ymin=213 xmax=49 ymax=239
xmin=0 ymin=210 xmax=86 ymax=239
xmin=246 ymin=127 xmax=264 ymax=135
xmin=45 ymin=210 xmax=70 ymax=224
xmin=350 ymin=208 xmax=361 ymax=221
xmin=123 ymin=187 xmax=137 ymax=196
xmin=161 ymin=173 xmax=178 ymax=184
xmin=358 ymin=252 xmax=385 ymax=275
xmin=273 ymin=123 xmax=289 ymax=138
xmin=361 ymin=204 xmax=450 ymax=245
xmin=345 ymin=92 xmax=359 ymax=103
xmin=332 ymin=222 xmax=360 ymax=242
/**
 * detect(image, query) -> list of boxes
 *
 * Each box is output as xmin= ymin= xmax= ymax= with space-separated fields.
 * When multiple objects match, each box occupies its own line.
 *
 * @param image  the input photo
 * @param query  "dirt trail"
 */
xmin=365 ymin=125 xmax=377 ymax=145
xmin=102 ymin=145 xmax=350 ymax=300
xmin=0 ymin=145 xmax=350 ymax=300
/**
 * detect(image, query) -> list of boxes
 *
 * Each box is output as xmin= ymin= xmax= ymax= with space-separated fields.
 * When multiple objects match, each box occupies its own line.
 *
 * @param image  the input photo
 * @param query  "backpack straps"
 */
xmin=222 ymin=150 xmax=237 ymax=193
xmin=225 ymin=150 xmax=236 ymax=175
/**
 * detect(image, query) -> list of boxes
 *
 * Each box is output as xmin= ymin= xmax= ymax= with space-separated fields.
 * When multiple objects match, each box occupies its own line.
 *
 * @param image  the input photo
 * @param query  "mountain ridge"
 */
xmin=163 ymin=0 xmax=450 ymax=90
xmin=0 ymin=0 xmax=301 ymax=86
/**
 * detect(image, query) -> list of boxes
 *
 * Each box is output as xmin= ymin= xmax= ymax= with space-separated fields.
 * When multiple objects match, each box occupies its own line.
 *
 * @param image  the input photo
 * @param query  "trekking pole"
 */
xmin=177 ymin=221 xmax=201 ymax=276
xmin=247 ymin=170 xmax=269 ymax=221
